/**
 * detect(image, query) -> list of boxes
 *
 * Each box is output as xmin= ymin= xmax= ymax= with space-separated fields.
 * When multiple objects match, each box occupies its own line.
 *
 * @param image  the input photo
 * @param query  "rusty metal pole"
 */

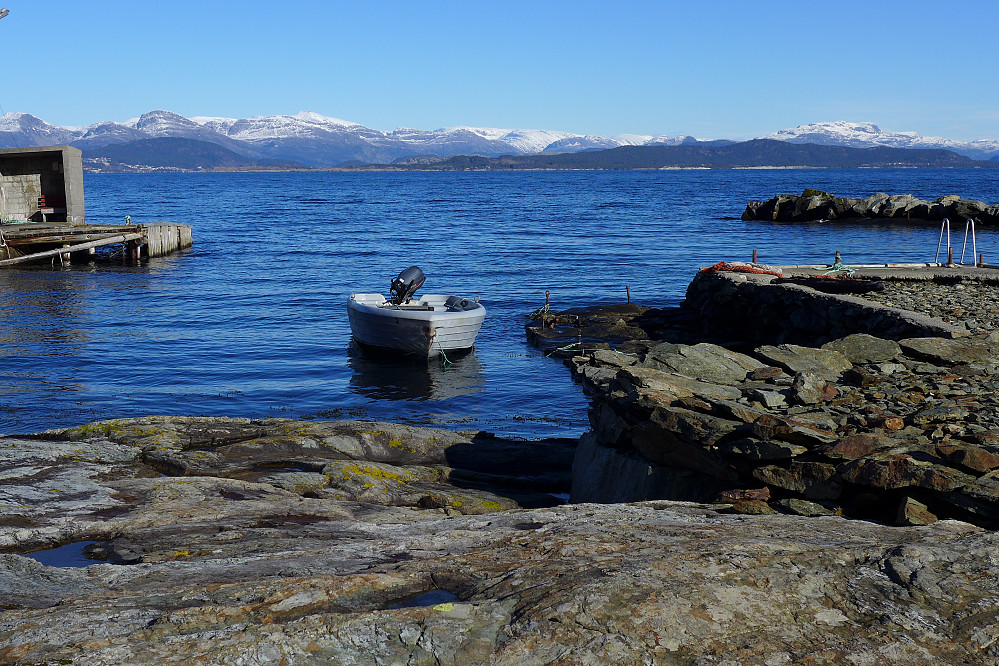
xmin=948 ymin=246 xmax=954 ymax=266
xmin=752 ymin=249 xmax=758 ymax=264
xmin=626 ymin=285 xmax=630 ymax=304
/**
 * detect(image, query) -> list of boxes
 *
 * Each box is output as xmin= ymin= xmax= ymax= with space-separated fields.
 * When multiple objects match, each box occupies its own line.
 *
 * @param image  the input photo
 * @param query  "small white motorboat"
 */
xmin=348 ymin=266 xmax=486 ymax=357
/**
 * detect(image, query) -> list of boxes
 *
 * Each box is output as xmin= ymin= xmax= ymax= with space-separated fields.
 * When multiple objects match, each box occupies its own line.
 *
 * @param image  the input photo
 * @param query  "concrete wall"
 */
xmin=0 ymin=174 xmax=42 ymax=223
xmin=61 ymin=146 xmax=85 ymax=225
xmin=683 ymin=270 xmax=968 ymax=346
xmin=0 ymin=146 xmax=85 ymax=225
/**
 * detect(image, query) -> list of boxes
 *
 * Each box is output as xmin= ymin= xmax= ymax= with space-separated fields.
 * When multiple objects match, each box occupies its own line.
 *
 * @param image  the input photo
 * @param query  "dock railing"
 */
xmin=935 ymin=217 xmax=979 ymax=266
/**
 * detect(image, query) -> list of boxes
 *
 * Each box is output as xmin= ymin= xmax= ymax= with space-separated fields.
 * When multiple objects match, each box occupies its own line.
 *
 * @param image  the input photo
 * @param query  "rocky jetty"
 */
xmin=529 ymin=265 xmax=999 ymax=531
xmin=742 ymin=189 xmax=999 ymax=225
xmin=2 ymin=417 xmax=999 ymax=664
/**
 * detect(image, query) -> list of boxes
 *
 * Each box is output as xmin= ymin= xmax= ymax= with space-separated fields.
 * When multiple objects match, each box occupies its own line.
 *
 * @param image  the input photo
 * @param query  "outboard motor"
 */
xmin=389 ymin=265 xmax=426 ymax=305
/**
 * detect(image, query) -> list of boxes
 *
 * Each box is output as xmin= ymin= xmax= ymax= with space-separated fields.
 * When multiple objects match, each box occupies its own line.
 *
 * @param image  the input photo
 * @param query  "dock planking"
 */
xmin=1 ymin=145 xmax=192 ymax=267
xmin=0 ymin=221 xmax=193 ymax=266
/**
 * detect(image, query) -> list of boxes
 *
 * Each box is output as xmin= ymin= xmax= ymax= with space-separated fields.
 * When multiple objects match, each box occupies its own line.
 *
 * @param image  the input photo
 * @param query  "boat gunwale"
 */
xmin=348 ymin=294 xmax=486 ymax=324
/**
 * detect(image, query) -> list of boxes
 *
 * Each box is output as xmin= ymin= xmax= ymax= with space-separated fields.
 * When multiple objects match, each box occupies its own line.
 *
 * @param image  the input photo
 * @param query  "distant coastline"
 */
xmin=81 ymin=137 xmax=999 ymax=174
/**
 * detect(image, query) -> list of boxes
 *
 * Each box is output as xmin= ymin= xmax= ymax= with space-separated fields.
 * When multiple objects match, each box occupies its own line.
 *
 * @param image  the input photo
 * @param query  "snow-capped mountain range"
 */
xmin=0 ymin=111 xmax=996 ymax=167
xmin=763 ymin=121 xmax=999 ymax=161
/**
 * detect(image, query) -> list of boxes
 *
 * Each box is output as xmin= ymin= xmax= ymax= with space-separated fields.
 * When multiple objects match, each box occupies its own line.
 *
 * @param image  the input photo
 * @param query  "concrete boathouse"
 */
xmin=0 ymin=145 xmax=192 ymax=266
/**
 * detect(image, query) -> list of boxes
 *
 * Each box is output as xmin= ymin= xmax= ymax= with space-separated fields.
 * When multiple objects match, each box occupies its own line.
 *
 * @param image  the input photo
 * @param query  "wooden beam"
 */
xmin=0 ymin=232 xmax=143 ymax=267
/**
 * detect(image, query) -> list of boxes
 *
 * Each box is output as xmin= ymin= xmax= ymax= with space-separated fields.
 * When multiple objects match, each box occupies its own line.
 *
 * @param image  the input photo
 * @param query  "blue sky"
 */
xmin=3 ymin=1 xmax=995 ymax=140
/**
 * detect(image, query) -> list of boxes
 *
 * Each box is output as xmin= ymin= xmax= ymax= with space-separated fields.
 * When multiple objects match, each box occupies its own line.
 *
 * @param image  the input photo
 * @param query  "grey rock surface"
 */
xmin=8 ymin=418 xmax=998 ymax=664
xmin=822 ymin=333 xmax=903 ymax=364
xmin=3 ymin=447 xmax=998 ymax=666
xmin=530 ymin=265 xmax=999 ymax=530
xmin=645 ymin=342 xmax=766 ymax=385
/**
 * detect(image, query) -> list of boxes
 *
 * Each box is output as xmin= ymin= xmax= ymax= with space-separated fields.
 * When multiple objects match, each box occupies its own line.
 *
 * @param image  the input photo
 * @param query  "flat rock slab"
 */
xmin=899 ymin=337 xmax=996 ymax=366
xmin=0 ymin=417 xmax=575 ymax=554
xmin=644 ymin=342 xmax=766 ymax=385
xmin=755 ymin=343 xmax=853 ymax=380
xmin=619 ymin=365 xmax=743 ymax=402
xmin=1 ymin=501 xmax=996 ymax=665
xmin=822 ymin=333 xmax=903 ymax=364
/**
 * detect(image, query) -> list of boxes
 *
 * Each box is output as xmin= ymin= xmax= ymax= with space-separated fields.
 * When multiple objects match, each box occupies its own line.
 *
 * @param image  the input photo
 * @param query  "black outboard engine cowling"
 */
xmin=389 ymin=266 xmax=426 ymax=304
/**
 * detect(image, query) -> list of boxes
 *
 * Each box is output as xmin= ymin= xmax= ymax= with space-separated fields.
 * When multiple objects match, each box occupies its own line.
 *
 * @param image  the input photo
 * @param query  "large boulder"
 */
xmin=940 ymin=196 xmax=990 ymax=221
xmin=881 ymin=194 xmax=919 ymax=217
xmin=791 ymin=190 xmax=836 ymax=221
xmin=853 ymin=192 xmax=891 ymax=216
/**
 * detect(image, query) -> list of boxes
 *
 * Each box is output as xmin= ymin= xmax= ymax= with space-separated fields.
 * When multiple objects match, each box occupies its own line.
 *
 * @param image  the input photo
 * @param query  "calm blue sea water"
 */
xmin=2 ymin=169 xmax=998 ymax=438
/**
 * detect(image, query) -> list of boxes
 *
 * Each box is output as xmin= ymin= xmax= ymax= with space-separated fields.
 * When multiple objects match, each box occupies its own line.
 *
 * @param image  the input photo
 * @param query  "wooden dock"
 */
xmin=0 ymin=146 xmax=193 ymax=267
xmin=0 ymin=221 xmax=193 ymax=267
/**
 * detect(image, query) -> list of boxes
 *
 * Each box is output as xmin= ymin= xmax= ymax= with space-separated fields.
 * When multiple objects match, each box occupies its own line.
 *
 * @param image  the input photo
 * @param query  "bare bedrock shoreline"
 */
xmin=2 ymin=263 xmax=999 ymax=664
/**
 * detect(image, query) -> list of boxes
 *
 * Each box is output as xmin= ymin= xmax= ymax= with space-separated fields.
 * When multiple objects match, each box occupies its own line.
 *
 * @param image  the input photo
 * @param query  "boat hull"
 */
xmin=348 ymin=293 xmax=486 ymax=357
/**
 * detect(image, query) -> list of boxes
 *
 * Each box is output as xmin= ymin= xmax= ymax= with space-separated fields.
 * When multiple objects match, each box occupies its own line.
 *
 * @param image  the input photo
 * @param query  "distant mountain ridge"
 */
xmin=0 ymin=111 xmax=996 ymax=170
xmin=388 ymin=140 xmax=985 ymax=171
xmin=763 ymin=121 xmax=999 ymax=161
xmin=84 ymin=137 xmax=294 ymax=171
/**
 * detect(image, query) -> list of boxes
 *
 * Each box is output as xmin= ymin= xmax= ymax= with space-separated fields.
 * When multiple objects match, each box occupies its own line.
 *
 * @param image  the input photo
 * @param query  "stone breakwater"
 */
xmin=742 ymin=189 xmax=999 ymax=224
xmin=2 ymin=417 xmax=999 ymax=664
xmin=527 ymin=265 xmax=999 ymax=530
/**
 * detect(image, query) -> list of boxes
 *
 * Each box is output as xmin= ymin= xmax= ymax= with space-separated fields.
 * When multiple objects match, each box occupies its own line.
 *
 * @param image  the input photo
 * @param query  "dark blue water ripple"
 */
xmin=2 ymin=169 xmax=997 ymax=437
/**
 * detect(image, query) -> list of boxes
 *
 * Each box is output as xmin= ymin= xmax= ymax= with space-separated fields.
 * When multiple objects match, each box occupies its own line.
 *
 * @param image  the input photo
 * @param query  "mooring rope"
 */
xmin=529 ymin=303 xmax=550 ymax=319
xmin=434 ymin=334 xmax=452 ymax=369
xmin=821 ymin=261 xmax=856 ymax=276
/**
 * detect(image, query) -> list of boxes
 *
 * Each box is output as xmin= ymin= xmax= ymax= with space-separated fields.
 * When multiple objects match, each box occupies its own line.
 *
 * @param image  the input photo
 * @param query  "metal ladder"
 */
xmin=934 ymin=217 xmax=977 ymax=266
